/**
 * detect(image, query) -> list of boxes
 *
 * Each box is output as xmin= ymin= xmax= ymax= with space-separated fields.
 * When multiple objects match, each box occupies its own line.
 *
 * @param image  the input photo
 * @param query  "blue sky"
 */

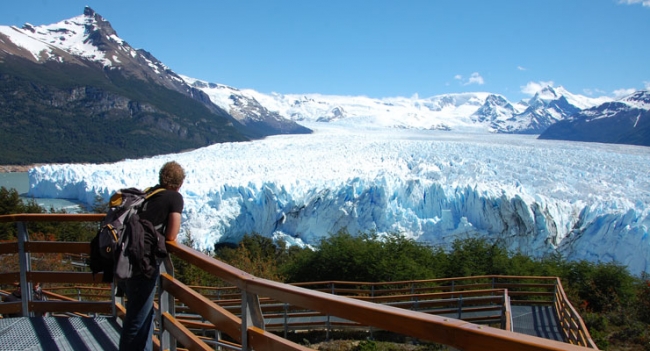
xmin=1 ymin=0 xmax=649 ymax=102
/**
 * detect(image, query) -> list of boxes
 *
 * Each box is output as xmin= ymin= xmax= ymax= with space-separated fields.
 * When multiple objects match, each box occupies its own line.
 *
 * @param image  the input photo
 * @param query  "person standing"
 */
xmin=1 ymin=282 xmax=43 ymax=317
xmin=2 ymin=283 xmax=23 ymax=318
xmin=119 ymin=161 xmax=185 ymax=351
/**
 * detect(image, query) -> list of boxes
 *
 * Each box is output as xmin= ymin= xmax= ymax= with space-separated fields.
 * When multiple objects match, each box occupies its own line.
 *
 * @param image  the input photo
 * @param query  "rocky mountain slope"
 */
xmin=0 ymin=7 xmax=309 ymax=164
xmin=539 ymin=90 xmax=650 ymax=146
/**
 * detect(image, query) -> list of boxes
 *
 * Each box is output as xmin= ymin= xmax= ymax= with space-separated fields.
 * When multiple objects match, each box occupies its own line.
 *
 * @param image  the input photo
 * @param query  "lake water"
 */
xmin=0 ymin=172 xmax=84 ymax=212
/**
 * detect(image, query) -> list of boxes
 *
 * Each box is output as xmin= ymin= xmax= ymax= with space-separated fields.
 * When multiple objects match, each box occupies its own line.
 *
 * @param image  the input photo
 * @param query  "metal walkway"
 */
xmin=0 ymin=316 xmax=120 ymax=351
xmin=511 ymin=305 xmax=564 ymax=341
xmin=0 ymin=306 xmax=565 ymax=350
xmin=265 ymin=304 xmax=566 ymax=342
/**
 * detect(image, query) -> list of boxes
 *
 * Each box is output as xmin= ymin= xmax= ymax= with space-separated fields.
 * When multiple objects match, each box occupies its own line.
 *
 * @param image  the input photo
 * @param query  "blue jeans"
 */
xmin=118 ymin=270 xmax=159 ymax=351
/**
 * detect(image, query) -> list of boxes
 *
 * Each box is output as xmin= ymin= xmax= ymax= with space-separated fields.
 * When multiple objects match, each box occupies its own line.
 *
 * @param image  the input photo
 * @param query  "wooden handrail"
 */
xmin=0 ymin=242 xmax=19 ymax=255
xmin=309 ymin=276 xmax=554 ymax=284
xmin=0 ymin=213 xmax=104 ymax=222
xmin=160 ymin=311 xmax=213 ymax=351
xmin=554 ymin=277 xmax=597 ymax=348
xmin=160 ymin=273 xmax=242 ymax=340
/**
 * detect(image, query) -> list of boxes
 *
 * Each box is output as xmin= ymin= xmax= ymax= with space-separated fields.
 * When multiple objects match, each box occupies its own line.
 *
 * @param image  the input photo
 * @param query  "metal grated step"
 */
xmin=0 ymin=316 xmax=120 ymax=351
xmin=511 ymin=305 xmax=565 ymax=341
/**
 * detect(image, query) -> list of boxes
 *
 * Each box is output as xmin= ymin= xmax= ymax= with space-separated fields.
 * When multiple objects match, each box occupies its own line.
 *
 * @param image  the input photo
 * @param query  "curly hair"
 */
xmin=159 ymin=161 xmax=185 ymax=189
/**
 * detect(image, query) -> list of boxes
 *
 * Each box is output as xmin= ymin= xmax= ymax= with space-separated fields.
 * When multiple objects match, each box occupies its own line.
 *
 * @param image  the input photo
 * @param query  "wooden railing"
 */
xmin=0 ymin=213 xmax=597 ymax=350
xmin=181 ymin=275 xmax=594 ymax=346
xmin=555 ymin=277 xmax=596 ymax=347
xmin=181 ymin=283 xmax=512 ymax=334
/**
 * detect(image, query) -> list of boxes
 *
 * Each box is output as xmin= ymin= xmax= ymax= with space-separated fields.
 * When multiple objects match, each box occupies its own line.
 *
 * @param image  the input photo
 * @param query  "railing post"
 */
xmin=159 ymin=256 xmax=176 ymax=351
xmin=283 ymin=302 xmax=289 ymax=339
xmin=112 ymin=281 xmax=120 ymax=318
xmin=241 ymin=290 xmax=265 ymax=351
xmin=16 ymin=221 xmax=34 ymax=317
xmin=327 ymin=282 xmax=335 ymax=340
xmin=326 ymin=313 xmax=331 ymax=341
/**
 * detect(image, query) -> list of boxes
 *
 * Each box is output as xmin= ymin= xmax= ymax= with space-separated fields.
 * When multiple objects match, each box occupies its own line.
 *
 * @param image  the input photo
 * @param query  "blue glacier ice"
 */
xmin=27 ymin=123 xmax=650 ymax=275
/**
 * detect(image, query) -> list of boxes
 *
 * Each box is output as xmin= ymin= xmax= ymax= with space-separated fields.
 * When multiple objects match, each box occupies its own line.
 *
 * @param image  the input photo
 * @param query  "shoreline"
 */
xmin=0 ymin=165 xmax=40 ymax=173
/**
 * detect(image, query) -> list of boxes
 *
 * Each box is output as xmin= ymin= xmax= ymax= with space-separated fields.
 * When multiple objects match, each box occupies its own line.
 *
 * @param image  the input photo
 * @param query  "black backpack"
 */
xmin=89 ymin=187 xmax=167 ymax=282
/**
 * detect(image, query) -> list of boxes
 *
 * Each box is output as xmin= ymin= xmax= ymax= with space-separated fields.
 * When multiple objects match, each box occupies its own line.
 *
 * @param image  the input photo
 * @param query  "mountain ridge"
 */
xmin=0 ymin=7 xmax=309 ymax=164
xmin=186 ymin=79 xmax=617 ymax=134
xmin=539 ymin=90 xmax=650 ymax=146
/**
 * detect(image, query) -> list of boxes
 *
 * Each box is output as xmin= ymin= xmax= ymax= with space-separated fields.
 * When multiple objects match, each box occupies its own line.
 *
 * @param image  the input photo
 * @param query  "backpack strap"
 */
xmin=142 ymin=187 xmax=168 ymax=233
xmin=144 ymin=187 xmax=166 ymax=199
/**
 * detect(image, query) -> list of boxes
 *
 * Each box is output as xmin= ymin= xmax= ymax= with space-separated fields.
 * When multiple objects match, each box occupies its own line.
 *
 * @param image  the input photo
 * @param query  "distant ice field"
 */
xmin=28 ymin=122 xmax=650 ymax=274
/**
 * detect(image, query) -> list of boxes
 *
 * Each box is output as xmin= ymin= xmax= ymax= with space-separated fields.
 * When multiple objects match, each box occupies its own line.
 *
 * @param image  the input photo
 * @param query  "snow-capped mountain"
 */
xmin=510 ymin=86 xmax=585 ymax=134
xmin=182 ymin=77 xmax=311 ymax=136
xmin=471 ymin=94 xmax=518 ymax=123
xmin=0 ymin=5 xmax=307 ymax=140
xmin=469 ymin=86 xmax=612 ymax=135
xmin=621 ymin=90 xmax=650 ymax=110
xmin=1 ymin=7 xmax=616 ymax=139
xmin=0 ymin=7 xmax=251 ymax=164
xmin=0 ymin=7 xmax=189 ymax=95
xmin=184 ymin=75 xmax=612 ymax=134
xmin=183 ymin=82 xmax=495 ymax=131
xmin=539 ymin=90 xmax=650 ymax=146
xmin=470 ymin=94 xmax=524 ymax=132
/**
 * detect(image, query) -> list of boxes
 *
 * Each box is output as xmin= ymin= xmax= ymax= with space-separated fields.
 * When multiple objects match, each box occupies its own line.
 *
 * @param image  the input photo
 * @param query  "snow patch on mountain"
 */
xmin=0 ymin=26 xmax=52 ymax=61
xmin=621 ymin=90 xmax=650 ymax=110
xmin=0 ymin=9 xmax=114 ymax=66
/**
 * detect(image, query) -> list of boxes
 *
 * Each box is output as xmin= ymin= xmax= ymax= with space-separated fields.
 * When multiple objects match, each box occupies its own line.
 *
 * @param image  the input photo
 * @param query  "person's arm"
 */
xmin=165 ymin=212 xmax=182 ymax=241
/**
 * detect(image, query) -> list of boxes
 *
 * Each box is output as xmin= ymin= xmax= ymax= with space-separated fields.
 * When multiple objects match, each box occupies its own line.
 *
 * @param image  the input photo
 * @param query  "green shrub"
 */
xmin=281 ymin=231 xmax=442 ymax=283
xmin=355 ymin=340 xmax=378 ymax=351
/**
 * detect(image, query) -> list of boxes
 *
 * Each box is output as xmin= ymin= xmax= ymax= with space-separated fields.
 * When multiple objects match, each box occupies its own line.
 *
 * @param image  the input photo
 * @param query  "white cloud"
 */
xmin=521 ymin=81 xmax=554 ymax=96
xmin=644 ymin=81 xmax=650 ymax=89
xmin=455 ymin=72 xmax=484 ymax=86
xmin=466 ymin=72 xmax=485 ymax=85
xmin=517 ymin=66 xmax=527 ymax=71
xmin=617 ymin=0 xmax=650 ymax=7
xmin=613 ymin=88 xmax=636 ymax=98
xmin=582 ymin=88 xmax=608 ymax=96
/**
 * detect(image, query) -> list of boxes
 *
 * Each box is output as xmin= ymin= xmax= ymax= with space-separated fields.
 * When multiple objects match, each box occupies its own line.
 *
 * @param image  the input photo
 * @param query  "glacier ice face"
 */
xmin=27 ymin=123 xmax=650 ymax=275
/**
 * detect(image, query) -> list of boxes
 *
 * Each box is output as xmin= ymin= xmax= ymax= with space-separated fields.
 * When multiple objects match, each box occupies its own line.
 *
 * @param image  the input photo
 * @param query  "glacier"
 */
xmin=27 ymin=122 xmax=650 ymax=275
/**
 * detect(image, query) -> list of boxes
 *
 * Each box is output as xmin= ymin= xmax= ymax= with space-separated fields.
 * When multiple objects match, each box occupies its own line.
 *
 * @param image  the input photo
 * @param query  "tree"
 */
xmin=281 ymin=231 xmax=441 ymax=283
xmin=443 ymin=237 xmax=510 ymax=278
xmin=214 ymin=234 xmax=287 ymax=282
xmin=0 ymin=187 xmax=45 ymax=240
xmin=171 ymin=230 xmax=221 ymax=286
xmin=562 ymin=260 xmax=637 ymax=313
xmin=0 ymin=186 xmax=96 ymax=242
